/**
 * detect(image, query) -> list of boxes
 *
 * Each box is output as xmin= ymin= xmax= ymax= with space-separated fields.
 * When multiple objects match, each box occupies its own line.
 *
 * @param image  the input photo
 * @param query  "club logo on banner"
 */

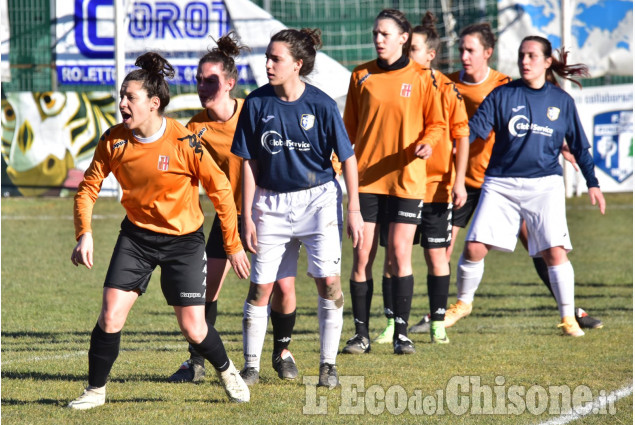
xmin=593 ymin=110 xmax=633 ymax=183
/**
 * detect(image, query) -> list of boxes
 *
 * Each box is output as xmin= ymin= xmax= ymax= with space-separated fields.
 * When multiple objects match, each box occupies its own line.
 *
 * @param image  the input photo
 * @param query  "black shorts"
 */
xmin=415 ymin=203 xmax=453 ymax=248
xmin=374 ymin=195 xmax=424 ymax=247
xmin=206 ymin=214 xmax=243 ymax=259
xmin=360 ymin=193 xmax=422 ymax=225
xmin=451 ymin=186 xmax=482 ymax=228
xmin=104 ymin=217 xmax=207 ymax=306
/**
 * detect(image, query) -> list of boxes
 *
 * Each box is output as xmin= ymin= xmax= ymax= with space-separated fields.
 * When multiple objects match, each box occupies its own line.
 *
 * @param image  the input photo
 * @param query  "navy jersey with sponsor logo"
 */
xmin=469 ymin=80 xmax=599 ymax=188
xmin=231 ymin=83 xmax=354 ymax=192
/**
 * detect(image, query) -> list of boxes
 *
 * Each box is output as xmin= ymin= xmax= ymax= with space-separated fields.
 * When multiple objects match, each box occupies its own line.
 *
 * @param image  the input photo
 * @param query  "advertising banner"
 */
xmin=55 ymin=0 xmax=256 ymax=86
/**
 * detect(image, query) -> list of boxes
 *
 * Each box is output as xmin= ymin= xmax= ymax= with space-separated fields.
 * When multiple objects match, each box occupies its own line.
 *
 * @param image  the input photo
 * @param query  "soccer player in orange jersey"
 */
xmin=400 ymin=12 xmax=470 ymax=344
xmin=343 ymin=9 xmax=445 ymax=355
xmin=68 ymin=52 xmax=250 ymax=409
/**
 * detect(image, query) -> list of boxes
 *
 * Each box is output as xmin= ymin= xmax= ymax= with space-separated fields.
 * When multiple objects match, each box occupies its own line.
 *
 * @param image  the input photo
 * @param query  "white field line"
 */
xmin=1 ymin=212 xmax=216 ymax=220
xmin=536 ymin=383 xmax=633 ymax=425
xmin=0 ymin=335 xmax=318 ymax=366
xmin=2 ymin=204 xmax=631 ymax=221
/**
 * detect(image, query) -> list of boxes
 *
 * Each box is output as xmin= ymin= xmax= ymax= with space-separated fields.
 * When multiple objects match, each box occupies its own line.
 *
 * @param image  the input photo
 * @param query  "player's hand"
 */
xmin=452 ymin=183 xmax=467 ymax=210
xmin=71 ymin=232 xmax=94 ymax=269
xmin=588 ymin=187 xmax=606 ymax=215
xmin=414 ymin=143 xmax=432 ymax=160
xmin=346 ymin=211 xmax=364 ymax=248
xmin=228 ymin=249 xmax=251 ymax=279
xmin=242 ymin=217 xmax=258 ymax=254
xmin=561 ymin=142 xmax=579 ymax=172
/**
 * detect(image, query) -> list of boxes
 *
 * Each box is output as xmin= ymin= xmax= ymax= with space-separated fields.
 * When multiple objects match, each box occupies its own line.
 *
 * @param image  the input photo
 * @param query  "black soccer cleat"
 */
xmin=575 ymin=308 xmax=604 ymax=329
xmin=272 ymin=351 xmax=299 ymax=380
xmin=317 ymin=363 xmax=339 ymax=388
xmin=341 ymin=334 xmax=371 ymax=354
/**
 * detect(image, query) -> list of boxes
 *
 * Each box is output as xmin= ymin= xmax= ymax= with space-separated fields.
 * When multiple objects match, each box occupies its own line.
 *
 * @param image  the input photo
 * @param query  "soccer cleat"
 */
xmin=67 ymin=386 xmax=106 ymax=410
xmin=168 ymin=359 xmax=205 ymax=383
xmin=341 ymin=334 xmax=371 ymax=354
xmin=216 ymin=360 xmax=250 ymax=403
xmin=409 ymin=314 xmax=431 ymax=334
xmin=558 ymin=316 xmax=585 ymax=337
xmin=393 ymin=334 xmax=416 ymax=355
xmin=374 ymin=318 xmax=395 ymax=344
xmin=575 ymin=308 xmax=603 ymax=329
xmin=430 ymin=321 xmax=450 ymax=344
xmin=239 ymin=367 xmax=260 ymax=386
xmin=272 ymin=350 xmax=298 ymax=380
xmin=444 ymin=301 xmax=472 ymax=328
xmin=317 ymin=363 xmax=339 ymax=388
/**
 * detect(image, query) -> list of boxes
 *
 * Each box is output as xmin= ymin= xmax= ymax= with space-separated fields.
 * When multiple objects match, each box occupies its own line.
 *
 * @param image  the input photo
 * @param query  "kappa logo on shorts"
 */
xmin=547 ymin=107 xmax=560 ymax=121
xmin=157 ymin=155 xmax=170 ymax=171
xmin=400 ymin=83 xmax=412 ymax=97
xmin=301 ymin=114 xmax=315 ymax=130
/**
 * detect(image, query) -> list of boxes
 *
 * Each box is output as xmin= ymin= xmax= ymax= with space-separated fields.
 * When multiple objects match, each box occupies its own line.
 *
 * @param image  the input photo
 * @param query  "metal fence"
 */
xmin=1 ymin=0 xmax=632 ymax=93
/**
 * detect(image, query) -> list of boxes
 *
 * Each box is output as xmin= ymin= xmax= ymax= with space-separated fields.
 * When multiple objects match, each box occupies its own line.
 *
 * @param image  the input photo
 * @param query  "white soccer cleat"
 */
xmin=217 ymin=360 xmax=250 ymax=403
xmin=67 ymin=385 xmax=106 ymax=410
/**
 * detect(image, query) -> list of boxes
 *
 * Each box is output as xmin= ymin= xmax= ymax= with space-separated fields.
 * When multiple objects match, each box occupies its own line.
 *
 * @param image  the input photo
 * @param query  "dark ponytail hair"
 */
xmin=520 ymin=35 xmax=589 ymax=88
xmin=270 ymin=28 xmax=322 ymax=76
xmin=376 ymin=9 xmax=412 ymax=55
xmin=413 ymin=11 xmax=441 ymax=57
xmin=124 ymin=52 xmax=174 ymax=113
xmin=199 ymin=31 xmax=250 ymax=83
xmin=459 ymin=22 xmax=496 ymax=51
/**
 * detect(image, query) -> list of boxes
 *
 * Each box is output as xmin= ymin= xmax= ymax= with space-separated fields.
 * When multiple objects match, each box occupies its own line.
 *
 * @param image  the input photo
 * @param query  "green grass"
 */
xmin=1 ymin=193 xmax=632 ymax=424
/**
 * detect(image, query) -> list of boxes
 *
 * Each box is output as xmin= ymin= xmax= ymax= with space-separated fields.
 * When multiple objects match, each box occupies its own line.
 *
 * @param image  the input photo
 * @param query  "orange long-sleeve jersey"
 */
xmin=187 ymin=99 xmax=244 ymax=215
xmin=425 ymin=69 xmax=470 ymax=203
xmin=448 ymin=68 xmax=511 ymax=189
xmin=74 ymin=117 xmax=242 ymax=255
xmin=344 ymin=59 xmax=446 ymax=200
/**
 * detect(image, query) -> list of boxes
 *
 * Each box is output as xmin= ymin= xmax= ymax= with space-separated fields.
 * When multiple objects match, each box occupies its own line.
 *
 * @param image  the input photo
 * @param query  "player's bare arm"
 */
xmin=71 ymin=232 xmax=94 ymax=269
xmin=341 ymin=155 xmax=364 ymax=248
xmin=241 ymin=159 xmax=258 ymax=253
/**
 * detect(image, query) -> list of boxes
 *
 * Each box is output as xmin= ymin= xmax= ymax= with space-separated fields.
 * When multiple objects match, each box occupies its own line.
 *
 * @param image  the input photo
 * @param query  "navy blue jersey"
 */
xmin=469 ymin=80 xmax=599 ymax=188
xmin=231 ymin=83 xmax=355 ymax=192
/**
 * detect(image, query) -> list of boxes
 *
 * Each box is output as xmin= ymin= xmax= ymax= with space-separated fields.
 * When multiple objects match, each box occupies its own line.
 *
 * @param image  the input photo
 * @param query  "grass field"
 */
xmin=1 ymin=193 xmax=632 ymax=424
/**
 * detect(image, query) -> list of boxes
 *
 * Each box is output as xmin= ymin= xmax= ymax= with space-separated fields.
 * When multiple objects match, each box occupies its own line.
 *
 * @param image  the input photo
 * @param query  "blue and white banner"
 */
xmin=498 ymin=0 xmax=633 ymax=78
xmin=569 ymin=84 xmax=632 ymax=193
xmin=55 ymin=0 xmax=256 ymax=85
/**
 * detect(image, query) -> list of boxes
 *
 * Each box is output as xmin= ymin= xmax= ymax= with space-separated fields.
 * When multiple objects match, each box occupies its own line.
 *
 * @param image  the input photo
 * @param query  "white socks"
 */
xmin=548 ymin=261 xmax=575 ymax=318
xmin=318 ymin=295 xmax=343 ymax=365
xmin=456 ymin=255 xmax=485 ymax=304
xmin=242 ymin=302 xmax=269 ymax=371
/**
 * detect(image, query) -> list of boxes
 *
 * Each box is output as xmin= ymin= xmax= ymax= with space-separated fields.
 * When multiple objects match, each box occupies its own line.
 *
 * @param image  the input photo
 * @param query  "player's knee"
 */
xmin=181 ymin=322 xmax=207 ymax=344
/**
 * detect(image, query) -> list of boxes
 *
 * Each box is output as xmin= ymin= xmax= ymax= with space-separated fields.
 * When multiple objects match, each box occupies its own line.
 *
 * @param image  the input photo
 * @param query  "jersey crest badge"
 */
xmin=400 ymin=83 xmax=412 ymax=97
xmin=301 ymin=114 xmax=315 ymax=130
xmin=158 ymin=155 xmax=170 ymax=171
xmin=547 ymin=107 xmax=560 ymax=121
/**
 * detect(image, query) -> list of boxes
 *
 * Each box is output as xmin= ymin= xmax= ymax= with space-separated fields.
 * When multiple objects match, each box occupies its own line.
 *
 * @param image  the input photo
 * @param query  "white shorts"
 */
xmin=466 ymin=175 xmax=572 ymax=257
xmin=250 ymin=180 xmax=343 ymax=284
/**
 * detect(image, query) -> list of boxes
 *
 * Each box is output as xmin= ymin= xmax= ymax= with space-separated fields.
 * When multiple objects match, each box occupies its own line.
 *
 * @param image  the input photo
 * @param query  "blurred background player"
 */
xmin=454 ymin=35 xmax=605 ymax=336
xmin=68 ymin=52 xmax=251 ymax=409
xmin=232 ymin=28 xmax=364 ymax=388
xmin=396 ymin=11 xmax=469 ymax=344
xmin=342 ymin=9 xmax=445 ymax=355
xmin=440 ymin=23 xmax=603 ymax=330
xmin=167 ymin=32 xmax=297 ymax=385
